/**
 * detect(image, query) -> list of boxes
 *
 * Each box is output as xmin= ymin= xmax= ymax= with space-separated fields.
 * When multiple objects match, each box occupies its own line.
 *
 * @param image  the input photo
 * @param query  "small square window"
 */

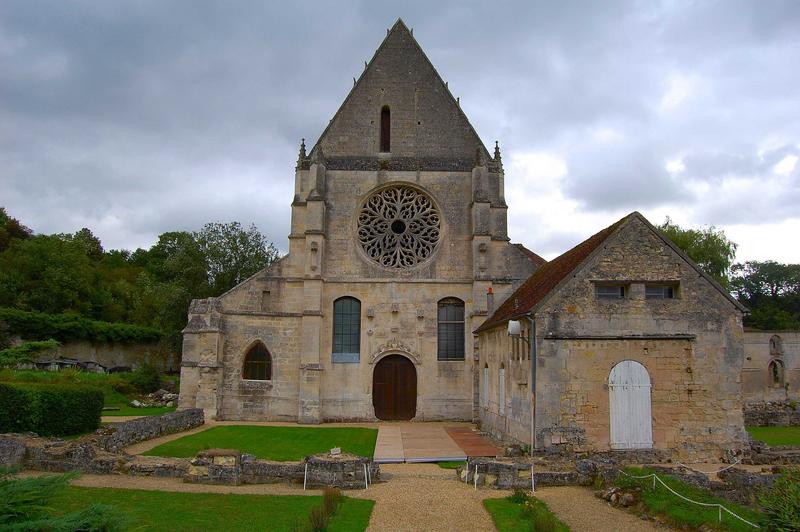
xmin=595 ymin=285 xmax=625 ymax=299
xmin=645 ymin=285 xmax=675 ymax=299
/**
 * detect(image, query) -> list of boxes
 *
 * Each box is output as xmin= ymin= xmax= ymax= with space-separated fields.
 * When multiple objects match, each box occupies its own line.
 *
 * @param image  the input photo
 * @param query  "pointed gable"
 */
xmin=475 ymin=211 xmax=746 ymax=334
xmin=312 ymin=19 xmax=489 ymax=168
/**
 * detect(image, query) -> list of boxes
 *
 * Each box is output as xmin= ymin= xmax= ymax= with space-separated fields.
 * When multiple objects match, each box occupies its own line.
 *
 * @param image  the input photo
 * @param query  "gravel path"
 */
xmin=533 ymin=486 xmax=665 ymax=531
xmin=26 ymin=465 xmax=667 ymax=531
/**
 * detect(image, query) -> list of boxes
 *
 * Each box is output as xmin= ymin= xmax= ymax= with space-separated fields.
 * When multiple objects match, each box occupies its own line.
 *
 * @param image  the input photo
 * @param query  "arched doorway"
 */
xmin=373 ymin=355 xmax=417 ymax=420
xmin=608 ymin=360 xmax=653 ymax=449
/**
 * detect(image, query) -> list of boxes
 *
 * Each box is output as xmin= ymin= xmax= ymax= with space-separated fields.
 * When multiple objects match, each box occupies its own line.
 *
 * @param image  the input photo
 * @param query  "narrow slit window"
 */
xmin=380 ymin=106 xmax=391 ymax=152
xmin=595 ymin=285 xmax=626 ymax=299
xmin=645 ymin=285 xmax=675 ymax=299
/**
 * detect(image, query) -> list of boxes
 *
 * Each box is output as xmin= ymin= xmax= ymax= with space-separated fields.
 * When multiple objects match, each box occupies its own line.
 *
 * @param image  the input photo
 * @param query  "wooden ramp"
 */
xmin=444 ymin=426 xmax=501 ymax=457
xmin=374 ymin=423 xmax=499 ymax=463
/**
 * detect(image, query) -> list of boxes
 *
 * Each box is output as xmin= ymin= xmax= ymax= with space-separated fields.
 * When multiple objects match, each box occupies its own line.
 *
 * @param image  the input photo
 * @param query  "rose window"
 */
xmin=357 ymin=186 xmax=441 ymax=268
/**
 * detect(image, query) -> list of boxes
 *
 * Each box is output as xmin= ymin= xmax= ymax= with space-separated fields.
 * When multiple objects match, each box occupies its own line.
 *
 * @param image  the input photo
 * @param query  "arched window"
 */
xmin=243 ymin=342 xmax=272 ymax=380
xmin=770 ymin=335 xmax=783 ymax=357
xmin=769 ymin=359 xmax=785 ymax=388
xmin=333 ymin=297 xmax=361 ymax=363
xmin=437 ymin=298 xmax=464 ymax=360
xmin=380 ymin=106 xmax=391 ymax=152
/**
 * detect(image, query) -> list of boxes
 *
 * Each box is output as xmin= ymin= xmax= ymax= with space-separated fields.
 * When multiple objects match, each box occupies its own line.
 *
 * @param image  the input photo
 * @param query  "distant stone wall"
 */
xmin=99 ymin=409 xmax=204 ymax=452
xmin=29 ymin=339 xmax=177 ymax=373
xmin=744 ymin=401 xmax=800 ymax=427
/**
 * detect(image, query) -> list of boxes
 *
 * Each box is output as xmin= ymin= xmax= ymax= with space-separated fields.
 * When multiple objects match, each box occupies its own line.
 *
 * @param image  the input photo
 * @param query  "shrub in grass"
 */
xmin=0 ymin=469 xmax=124 ymax=531
xmin=308 ymin=504 xmax=328 ymax=531
xmin=128 ymin=363 xmax=161 ymax=394
xmin=322 ymin=487 xmax=342 ymax=517
xmin=758 ymin=468 xmax=800 ymax=531
xmin=0 ymin=382 xmax=103 ymax=436
xmin=484 ymin=491 xmax=569 ymax=532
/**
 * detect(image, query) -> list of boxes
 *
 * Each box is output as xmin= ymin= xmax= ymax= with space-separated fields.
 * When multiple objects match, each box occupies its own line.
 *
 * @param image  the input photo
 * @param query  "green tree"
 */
xmin=0 ymin=207 xmax=33 ymax=253
xmin=658 ymin=218 xmax=737 ymax=288
xmin=731 ymin=261 xmax=800 ymax=330
xmin=0 ymin=235 xmax=95 ymax=315
xmin=195 ymin=222 xmax=280 ymax=294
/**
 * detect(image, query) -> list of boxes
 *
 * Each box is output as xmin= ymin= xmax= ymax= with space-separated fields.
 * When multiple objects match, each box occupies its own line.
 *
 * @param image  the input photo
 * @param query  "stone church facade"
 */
xmin=178 ymin=20 xmax=761 ymax=458
xmin=178 ymin=20 xmax=540 ymax=424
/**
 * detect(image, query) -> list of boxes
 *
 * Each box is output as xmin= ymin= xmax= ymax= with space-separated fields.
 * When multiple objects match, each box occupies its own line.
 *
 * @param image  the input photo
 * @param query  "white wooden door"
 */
xmin=609 ymin=360 xmax=653 ymax=449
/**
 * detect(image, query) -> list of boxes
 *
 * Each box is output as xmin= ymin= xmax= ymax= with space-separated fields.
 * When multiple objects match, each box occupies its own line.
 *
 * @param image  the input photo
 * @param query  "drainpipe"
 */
xmin=525 ymin=314 xmax=537 ymax=455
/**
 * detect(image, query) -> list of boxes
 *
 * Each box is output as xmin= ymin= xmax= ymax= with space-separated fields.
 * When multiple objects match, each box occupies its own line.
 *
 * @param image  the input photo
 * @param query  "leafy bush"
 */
xmin=128 ymin=363 xmax=161 ymax=393
xmin=0 ymin=339 xmax=60 ymax=368
xmin=758 ymin=468 xmax=800 ymax=531
xmin=0 ymin=307 xmax=162 ymax=345
xmin=0 ymin=382 xmax=103 ymax=436
xmin=0 ymin=468 xmax=124 ymax=531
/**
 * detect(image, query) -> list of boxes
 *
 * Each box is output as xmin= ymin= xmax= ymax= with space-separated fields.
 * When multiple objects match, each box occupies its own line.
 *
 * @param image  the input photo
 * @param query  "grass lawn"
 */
xmin=618 ymin=467 xmax=762 ymax=532
xmin=51 ymin=486 xmax=374 ymax=532
xmin=747 ymin=426 xmax=800 ymax=446
xmin=484 ymin=494 xmax=569 ymax=532
xmin=436 ymin=461 xmax=466 ymax=469
xmin=103 ymin=405 xmax=176 ymax=417
xmin=144 ymin=425 xmax=378 ymax=461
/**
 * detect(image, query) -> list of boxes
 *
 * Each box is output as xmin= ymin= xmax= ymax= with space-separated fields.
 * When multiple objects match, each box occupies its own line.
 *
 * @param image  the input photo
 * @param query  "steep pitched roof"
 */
xmin=310 ymin=19 xmax=491 ymax=161
xmin=512 ymin=243 xmax=547 ymax=267
xmin=475 ymin=211 xmax=746 ymax=334
xmin=475 ymin=215 xmax=629 ymax=333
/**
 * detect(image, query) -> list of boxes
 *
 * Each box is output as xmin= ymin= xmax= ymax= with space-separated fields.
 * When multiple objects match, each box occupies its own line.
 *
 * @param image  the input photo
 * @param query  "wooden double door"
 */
xmin=372 ymin=355 xmax=417 ymax=420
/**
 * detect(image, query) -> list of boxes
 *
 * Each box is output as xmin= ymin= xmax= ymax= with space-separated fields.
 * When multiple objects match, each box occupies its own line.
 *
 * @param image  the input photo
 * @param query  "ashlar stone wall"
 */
xmin=741 ymin=330 xmax=800 ymax=403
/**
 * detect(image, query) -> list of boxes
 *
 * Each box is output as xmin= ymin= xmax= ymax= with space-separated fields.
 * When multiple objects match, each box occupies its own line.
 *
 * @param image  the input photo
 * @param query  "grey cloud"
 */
xmin=1 ymin=0 xmax=799 ymax=257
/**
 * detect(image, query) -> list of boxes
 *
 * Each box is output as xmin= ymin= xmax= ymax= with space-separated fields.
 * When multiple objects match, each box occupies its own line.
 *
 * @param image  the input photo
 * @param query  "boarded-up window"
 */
xmin=499 ymin=365 xmax=506 ymax=415
xmin=482 ymin=365 xmax=489 ymax=407
xmin=380 ymin=106 xmax=391 ymax=152
xmin=243 ymin=342 xmax=272 ymax=380
xmin=437 ymin=298 xmax=465 ymax=360
xmin=333 ymin=297 xmax=361 ymax=363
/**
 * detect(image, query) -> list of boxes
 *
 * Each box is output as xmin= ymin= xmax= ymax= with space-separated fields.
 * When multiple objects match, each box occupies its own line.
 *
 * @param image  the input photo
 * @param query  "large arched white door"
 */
xmin=609 ymin=360 xmax=653 ymax=449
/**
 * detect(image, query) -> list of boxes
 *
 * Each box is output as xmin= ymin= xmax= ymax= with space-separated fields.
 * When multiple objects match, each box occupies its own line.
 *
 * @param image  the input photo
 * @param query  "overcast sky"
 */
xmin=2 ymin=1 xmax=798 ymax=263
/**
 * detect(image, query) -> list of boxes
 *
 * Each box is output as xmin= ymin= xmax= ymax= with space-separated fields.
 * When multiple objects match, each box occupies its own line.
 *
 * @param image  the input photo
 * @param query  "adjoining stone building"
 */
xmin=178 ymin=20 xmax=540 ymax=424
xmin=474 ymin=212 xmax=750 ymax=458
xmin=742 ymin=331 xmax=799 ymax=403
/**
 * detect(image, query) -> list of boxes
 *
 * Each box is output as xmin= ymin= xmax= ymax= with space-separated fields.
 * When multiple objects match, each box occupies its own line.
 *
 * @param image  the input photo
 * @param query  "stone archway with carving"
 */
xmin=368 ymin=338 xmax=422 ymax=366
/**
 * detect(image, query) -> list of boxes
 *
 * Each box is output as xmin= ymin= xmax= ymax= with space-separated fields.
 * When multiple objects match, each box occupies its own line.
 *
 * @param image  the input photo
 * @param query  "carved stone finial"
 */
xmin=475 ymin=146 xmax=486 ymax=167
xmin=295 ymin=138 xmax=307 ymax=170
xmin=494 ymin=141 xmax=502 ymax=162
xmin=311 ymin=145 xmax=325 ymax=165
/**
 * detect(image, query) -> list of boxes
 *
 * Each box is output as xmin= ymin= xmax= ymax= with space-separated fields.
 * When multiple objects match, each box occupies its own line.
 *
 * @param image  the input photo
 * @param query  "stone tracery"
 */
xmin=357 ymin=186 xmax=440 ymax=268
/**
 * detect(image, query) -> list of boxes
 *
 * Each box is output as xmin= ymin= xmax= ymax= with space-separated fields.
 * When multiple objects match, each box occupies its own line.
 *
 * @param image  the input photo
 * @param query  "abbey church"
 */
xmin=178 ymin=20 xmax=788 ymax=459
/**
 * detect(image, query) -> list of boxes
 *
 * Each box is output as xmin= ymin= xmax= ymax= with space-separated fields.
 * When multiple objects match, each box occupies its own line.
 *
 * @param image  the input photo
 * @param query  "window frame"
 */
xmin=380 ymin=106 xmax=391 ymax=152
xmin=645 ymin=284 xmax=676 ymax=300
xmin=595 ymin=284 xmax=626 ymax=300
xmin=437 ymin=297 xmax=465 ymax=361
xmin=332 ymin=296 xmax=361 ymax=363
xmin=242 ymin=342 xmax=272 ymax=381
